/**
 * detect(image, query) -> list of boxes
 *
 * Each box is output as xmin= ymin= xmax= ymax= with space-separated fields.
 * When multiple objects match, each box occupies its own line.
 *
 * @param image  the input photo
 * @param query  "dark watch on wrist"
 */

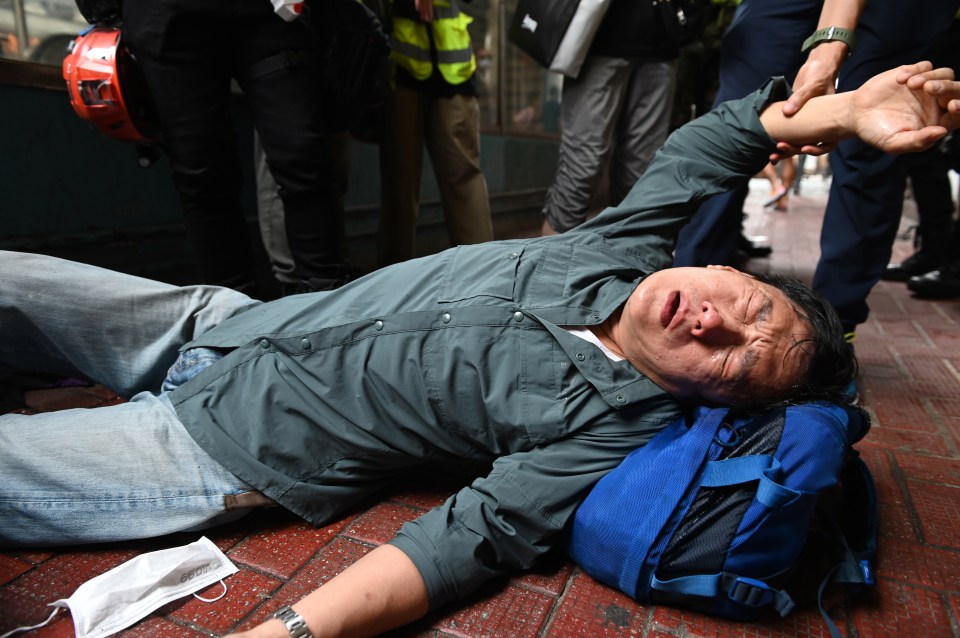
xmin=801 ymin=26 xmax=857 ymax=54
xmin=272 ymin=605 xmax=314 ymax=638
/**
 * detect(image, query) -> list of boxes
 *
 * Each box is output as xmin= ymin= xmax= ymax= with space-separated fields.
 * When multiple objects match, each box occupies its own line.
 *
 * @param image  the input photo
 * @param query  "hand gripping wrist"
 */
xmin=801 ymin=26 xmax=856 ymax=54
xmin=272 ymin=605 xmax=314 ymax=638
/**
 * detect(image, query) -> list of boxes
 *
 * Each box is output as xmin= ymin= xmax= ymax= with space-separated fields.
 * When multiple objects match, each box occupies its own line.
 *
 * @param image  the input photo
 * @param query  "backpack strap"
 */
xmin=650 ymin=572 xmax=796 ymax=617
xmin=701 ymin=454 xmax=807 ymax=509
xmin=816 ymin=455 xmax=878 ymax=638
xmin=617 ymin=406 xmax=730 ymax=598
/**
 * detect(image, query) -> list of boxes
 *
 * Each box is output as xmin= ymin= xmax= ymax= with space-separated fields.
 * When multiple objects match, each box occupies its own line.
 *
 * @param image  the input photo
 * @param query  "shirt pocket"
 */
xmin=439 ymin=243 xmax=526 ymax=303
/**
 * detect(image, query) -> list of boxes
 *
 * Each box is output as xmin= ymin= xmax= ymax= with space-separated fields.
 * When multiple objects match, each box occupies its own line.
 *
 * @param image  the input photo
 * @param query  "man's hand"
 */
xmin=771 ymin=44 xmax=848 ymax=160
xmin=850 ymin=62 xmax=959 ymax=153
xmin=769 ymin=0 xmax=867 ymax=161
xmin=783 ymin=43 xmax=846 ymax=117
xmin=900 ymin=65 xmax=960 ymax=129
xmin=759 ymin=62 xmax=959 ymax=153
xmin=415 ymin=0 xmax=434 ymax=22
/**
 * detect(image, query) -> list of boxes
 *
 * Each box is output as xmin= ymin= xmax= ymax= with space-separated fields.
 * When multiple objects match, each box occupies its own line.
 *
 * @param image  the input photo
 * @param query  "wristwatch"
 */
xmin=801 ymin=26 xmax=857 ymax=54
xmin=272 ymin=605 xmax=314 ymax=638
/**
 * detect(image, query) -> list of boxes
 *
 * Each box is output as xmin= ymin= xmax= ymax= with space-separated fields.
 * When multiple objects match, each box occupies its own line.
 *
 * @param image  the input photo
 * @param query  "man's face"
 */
xmin=618 ymin=266 xmax=812 ymax=405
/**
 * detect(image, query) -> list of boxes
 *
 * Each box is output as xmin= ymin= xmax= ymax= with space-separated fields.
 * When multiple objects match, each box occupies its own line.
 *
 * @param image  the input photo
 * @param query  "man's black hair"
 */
xmin=752 ymin=272 xmax=858 ymax=406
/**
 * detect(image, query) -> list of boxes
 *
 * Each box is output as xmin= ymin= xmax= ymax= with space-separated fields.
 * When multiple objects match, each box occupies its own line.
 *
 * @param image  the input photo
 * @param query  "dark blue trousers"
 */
xmin=813 ymin=1 xmax=960 ymax=331
xmin=673 ymin=0 xmax=821 ymax=269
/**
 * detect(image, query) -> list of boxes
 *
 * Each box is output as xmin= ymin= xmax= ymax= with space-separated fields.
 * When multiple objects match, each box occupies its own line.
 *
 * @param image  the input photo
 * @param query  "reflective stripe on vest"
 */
xmin=389 ymin=0 xmax=476 ymax=85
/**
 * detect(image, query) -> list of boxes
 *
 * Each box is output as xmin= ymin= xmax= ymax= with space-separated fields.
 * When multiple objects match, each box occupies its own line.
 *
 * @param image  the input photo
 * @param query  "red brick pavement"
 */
xmin=2 ymin=176 xmax=959 ymax=637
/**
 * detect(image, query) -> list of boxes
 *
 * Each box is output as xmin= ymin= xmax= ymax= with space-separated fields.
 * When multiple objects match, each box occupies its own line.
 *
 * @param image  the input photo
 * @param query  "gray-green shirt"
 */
xmin=169 ymin=79 xmax=785 ymax=607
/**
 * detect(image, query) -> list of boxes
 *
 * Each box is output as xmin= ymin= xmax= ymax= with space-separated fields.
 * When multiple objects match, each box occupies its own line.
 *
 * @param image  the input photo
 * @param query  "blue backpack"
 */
xmin=567 ymin=402 xmax=877 ymax=636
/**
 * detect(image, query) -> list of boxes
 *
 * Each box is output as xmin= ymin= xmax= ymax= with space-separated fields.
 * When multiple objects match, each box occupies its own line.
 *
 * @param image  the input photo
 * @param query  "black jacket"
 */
xmin=590 ymin=0 xmax=681 ymax=60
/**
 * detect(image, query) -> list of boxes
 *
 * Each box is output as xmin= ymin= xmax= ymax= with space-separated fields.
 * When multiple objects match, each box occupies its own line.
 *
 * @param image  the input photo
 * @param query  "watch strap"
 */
xmin=801 ymin=26 xmax=857 ymax=53
xmin=272 ymin=605 xmax=314 ymax=638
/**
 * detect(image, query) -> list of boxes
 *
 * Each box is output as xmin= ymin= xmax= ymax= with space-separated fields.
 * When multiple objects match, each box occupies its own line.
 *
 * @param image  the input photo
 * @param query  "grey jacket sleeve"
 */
xmin=388 ymin=415 xmax=676 ymax=608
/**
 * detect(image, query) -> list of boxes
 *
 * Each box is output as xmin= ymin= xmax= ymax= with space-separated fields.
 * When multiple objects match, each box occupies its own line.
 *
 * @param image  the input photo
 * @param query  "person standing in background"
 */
xmin=882 ymin=15 xmax=960 ymax=288
xmin=376 ymin=0 xmax=494 ymax=267
xmin=539 ymin=0 xmax=680 ymax=235
xmin=672 ymin=0 xmax=960 ymax=346
xmin=673 ymin=0 xmax=861 ymax=269
xmin=121 ymin=0 xmax=350 ymax=297
xmin=254 ymin=131 xmax=351 ymax=297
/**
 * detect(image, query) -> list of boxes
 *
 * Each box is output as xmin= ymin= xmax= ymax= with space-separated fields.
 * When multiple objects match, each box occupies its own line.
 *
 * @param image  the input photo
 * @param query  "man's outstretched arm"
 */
xmin=224 ymin=63 xmax=960 ymax=638
xmin=761 ymin=62 xmax=960 ymax=154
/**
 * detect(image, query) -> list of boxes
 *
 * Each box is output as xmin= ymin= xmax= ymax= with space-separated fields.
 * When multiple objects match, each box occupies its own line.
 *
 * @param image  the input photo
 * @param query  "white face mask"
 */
xmin=36 ymin=536 xmax=238 ymax=638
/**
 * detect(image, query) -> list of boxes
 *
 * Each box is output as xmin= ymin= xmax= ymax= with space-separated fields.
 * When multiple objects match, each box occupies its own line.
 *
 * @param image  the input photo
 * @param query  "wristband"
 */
xmin=272 ymin=605 xmax=314 ymax=638
xmin=801 ymin=26 xmax=857 ymax=54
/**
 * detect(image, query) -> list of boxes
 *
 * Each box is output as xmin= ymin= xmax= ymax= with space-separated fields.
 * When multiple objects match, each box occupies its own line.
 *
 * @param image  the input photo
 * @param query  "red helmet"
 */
xmin=62 ymin=26 xmax=158 ymax=144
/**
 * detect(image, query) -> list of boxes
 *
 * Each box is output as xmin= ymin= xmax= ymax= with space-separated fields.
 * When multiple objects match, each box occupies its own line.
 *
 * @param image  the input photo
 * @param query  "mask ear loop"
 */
xmin=0 ymin=607 xmax=62 ymax=638
xmin=193 ymin=579 xmax=228 ymax=603
xmin=0 ymin=581 xmax=229 ymax=637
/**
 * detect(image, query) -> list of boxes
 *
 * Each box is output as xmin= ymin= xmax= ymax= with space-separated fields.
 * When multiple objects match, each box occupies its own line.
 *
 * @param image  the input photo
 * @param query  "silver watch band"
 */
xmin=272 ymin=605 xmax=314 ymax=638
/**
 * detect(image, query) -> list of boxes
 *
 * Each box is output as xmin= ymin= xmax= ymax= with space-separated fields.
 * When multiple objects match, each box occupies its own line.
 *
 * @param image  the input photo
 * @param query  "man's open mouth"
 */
xmin=661 ymin=291 xmax=681 ymax=329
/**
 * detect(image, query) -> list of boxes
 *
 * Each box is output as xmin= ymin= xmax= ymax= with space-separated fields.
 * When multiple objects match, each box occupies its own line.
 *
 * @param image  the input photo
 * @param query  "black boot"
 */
xmin=884 ymin=190 xmax=953 ymax=282
xmin=883 ymin=249 xmax=942 ymax=282
xmin=907 ymin=261 xmax=960 ymax=298
xmin=736 ymin=234 xmax=773 ymax=258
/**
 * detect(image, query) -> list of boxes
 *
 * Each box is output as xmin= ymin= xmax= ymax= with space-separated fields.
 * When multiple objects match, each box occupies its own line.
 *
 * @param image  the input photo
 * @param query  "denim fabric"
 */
xmin=0 ymin=393 xmax=253 ymax=545
xmin=0 ymin=250 xmax=260 ymax=546
xmin=161 ymin=348 xmax=226 ymax=393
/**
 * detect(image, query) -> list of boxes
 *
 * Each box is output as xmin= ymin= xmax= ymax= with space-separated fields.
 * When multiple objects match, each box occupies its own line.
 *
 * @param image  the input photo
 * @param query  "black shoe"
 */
xmin=737 ymin=235 xmax=773 ymax=258
xmin=882 ymin=251 xmax=940 ymax=282
xmin=907 ymin=264 xmax=960 ymax=298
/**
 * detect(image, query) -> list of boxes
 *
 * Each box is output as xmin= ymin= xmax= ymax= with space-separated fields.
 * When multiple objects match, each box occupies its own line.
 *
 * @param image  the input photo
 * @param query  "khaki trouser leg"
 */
xmin=425 ymin=93 xmax=493 ymax=246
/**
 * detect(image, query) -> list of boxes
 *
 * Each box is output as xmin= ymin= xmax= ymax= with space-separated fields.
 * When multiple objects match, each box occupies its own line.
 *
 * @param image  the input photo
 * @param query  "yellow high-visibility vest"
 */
xmin=389 ymin=0 xmax=477 ymax=85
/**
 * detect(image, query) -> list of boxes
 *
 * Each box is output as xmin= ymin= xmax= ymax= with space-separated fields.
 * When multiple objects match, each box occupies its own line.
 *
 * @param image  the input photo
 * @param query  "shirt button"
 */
xmin=259 ymin=339 xmax=270 ymax=350
xmin=576 ymin=353 xmax=586 ymax=361
xmin=513 ymin=311 xmax=524 ymax=322
xmin=300 ymin=338 xmax=312 ymax=351
xmin=616 ymin=395 xmax=626 ymax=404
xmin=441 ymin=312 xmax=452 ymax=323
xmin=374 ymin=320 xmax=384 ymax=331
xmin=592 ymin=312 xmax=601 ymax=321
xmin=507 ymin=252 xmax=519 ymax=260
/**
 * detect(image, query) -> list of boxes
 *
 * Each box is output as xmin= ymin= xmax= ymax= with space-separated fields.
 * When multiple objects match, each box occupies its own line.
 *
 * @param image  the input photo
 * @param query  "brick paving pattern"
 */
xmin=2 ymin=175 xmax=959 ymax=637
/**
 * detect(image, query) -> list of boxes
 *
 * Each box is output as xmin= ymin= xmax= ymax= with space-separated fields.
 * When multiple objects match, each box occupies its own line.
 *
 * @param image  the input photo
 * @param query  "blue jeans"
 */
xmin=0 ymin=251 xmax=262 ymax=546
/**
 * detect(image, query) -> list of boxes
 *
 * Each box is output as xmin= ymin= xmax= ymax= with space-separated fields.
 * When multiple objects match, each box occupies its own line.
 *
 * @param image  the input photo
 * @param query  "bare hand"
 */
xmin=770 ymin=46 xmax=847 ymax=161
xmin=900 ymin=66 xmax=960 ymax=130
xmin=782 ymin=44 xmax=845 ymax=117
xmin=415 ymin=0 xmax=433 ymax=22
xmin=850 ymin=62 xmax=958 ymax=153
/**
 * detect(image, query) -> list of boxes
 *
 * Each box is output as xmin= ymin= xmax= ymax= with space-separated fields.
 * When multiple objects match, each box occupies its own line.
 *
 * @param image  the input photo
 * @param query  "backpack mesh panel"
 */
xmin=657 ymin=411 xmax=786 ymax=579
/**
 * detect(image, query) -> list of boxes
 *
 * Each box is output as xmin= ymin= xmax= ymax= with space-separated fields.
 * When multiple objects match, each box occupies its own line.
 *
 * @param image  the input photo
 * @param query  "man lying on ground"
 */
xmin=1 ymin=62 xmax=958 ymax=638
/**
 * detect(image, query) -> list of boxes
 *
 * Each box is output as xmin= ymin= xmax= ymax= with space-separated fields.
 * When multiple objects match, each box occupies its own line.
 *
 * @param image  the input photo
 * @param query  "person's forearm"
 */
xmin=765 ymin=63 xmax=959 ymax=155
xmin=815 ymin=0 xmax=864 ymax=32
xmin=806 ymin=0 xmax=866 ymax=68
xmin=782 ymin=0 xmax=866 ymax=120
xmin=760 ymin=92 xmax=851 ymax=146
xmin=245 ymin=545 xmax=429 ymax=638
